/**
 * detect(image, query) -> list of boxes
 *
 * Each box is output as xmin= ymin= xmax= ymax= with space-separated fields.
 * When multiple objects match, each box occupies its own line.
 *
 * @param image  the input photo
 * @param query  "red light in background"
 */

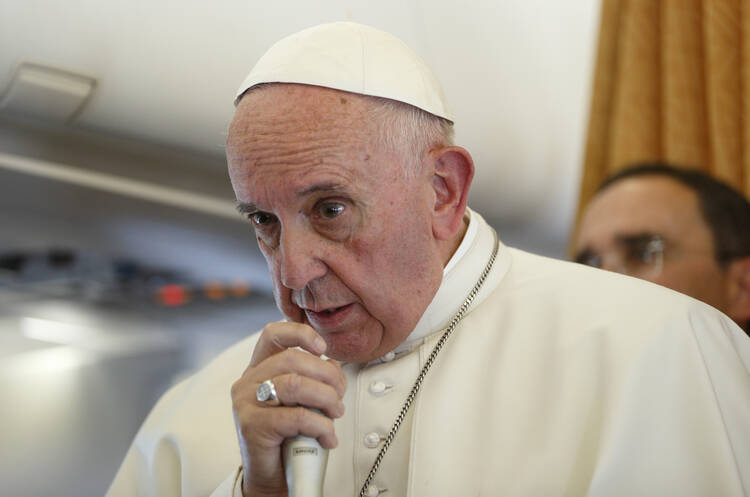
xmin=157 ymin=284 xmax=189 ymax=306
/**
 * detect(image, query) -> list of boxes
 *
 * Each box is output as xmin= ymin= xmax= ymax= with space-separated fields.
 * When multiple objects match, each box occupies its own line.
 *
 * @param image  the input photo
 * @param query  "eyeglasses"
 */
xmin=574 ymin=234 xmax=665 ymax=279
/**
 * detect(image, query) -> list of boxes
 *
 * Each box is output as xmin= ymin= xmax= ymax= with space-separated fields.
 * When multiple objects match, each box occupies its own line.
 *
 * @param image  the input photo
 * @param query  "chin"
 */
xmin=322 ymin=328 xmax=382 ymax=363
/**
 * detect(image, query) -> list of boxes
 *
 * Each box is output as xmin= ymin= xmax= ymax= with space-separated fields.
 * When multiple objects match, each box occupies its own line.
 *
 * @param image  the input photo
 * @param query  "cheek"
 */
xmin=345 ymin=235 xmax=372 ymax=261
xmin=347 ymin=229 xmax=432 ymax=309
xmin=339 ymin=239 xmax=390 ymax=304
xmin=653 ymin=266 xmax=691 ymax=289
xmin=658 ymin=261 xmax=718 ymax=295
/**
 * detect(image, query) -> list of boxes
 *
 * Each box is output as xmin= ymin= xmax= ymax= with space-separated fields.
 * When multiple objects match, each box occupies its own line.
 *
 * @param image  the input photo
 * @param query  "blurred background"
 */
xmin=0 ymin=1 xmax=602 ymax=495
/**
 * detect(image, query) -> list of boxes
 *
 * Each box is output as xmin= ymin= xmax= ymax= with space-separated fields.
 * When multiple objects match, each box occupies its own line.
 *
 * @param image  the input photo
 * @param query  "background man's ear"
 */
xmin=727 ymin=256 xmax=750 ymax=327
xmin=429 ymin=146 xmax=474 ymax=240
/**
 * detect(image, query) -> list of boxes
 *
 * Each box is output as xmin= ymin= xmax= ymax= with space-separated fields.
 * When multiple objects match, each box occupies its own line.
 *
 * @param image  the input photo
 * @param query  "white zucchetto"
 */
xmin=234 ymin=22 xmax=453 ymax=122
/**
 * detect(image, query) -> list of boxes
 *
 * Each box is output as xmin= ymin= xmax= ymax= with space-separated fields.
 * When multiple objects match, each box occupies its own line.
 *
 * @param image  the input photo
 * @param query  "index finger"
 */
xmin=250 ymin=321 xmax=327 ymax=366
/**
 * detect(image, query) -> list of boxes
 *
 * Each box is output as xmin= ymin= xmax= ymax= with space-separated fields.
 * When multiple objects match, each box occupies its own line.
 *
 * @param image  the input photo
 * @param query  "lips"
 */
xmin=304 ymin=303 xmax=355 ymax=329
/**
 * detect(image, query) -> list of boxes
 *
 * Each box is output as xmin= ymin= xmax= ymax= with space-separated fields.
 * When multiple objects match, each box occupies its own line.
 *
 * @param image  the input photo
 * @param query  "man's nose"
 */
xmin=277 ymin=229 xmax=327 ymax=290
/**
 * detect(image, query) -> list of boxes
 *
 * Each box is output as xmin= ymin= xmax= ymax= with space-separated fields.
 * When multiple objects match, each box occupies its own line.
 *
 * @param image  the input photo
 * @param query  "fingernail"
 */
xmin=314 ymin=335 xmax=327 ymax=353
xmin=337 ymin=401 xmax=345 ymax=417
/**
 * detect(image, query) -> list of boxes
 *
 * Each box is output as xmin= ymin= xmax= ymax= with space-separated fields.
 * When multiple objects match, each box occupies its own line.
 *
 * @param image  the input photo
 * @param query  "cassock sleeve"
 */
xmin=586 ymin=303 xmax=750 ymax=496
xmin=104 ymin=335 xmax=252 ymax=496
xmin=104 ymin=378 xmax=191 ymax=497
xmin=686 ymin=306 xmax=750 ymax=492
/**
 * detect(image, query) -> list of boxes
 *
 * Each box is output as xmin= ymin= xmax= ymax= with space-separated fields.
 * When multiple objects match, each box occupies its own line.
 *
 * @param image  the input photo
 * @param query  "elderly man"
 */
xmin=574 ymin=163 xmax=750 ymax=333
xmin=107 ymin=23 xmax=750 ymax=497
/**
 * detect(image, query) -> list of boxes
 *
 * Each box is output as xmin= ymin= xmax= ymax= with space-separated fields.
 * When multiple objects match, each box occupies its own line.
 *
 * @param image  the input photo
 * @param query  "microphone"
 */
xmin=282 ymin=409 xmax=329 ymax=497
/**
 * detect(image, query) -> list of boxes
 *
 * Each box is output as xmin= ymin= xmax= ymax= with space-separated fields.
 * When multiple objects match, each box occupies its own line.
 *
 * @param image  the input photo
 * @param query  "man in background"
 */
xmin=574 ymin=163 xmax=750 ymax=333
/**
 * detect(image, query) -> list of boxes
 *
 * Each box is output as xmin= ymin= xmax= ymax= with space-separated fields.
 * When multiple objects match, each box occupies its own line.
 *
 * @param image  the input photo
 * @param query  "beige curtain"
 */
xmin=577 ymin=0 xmax=750 ymax=219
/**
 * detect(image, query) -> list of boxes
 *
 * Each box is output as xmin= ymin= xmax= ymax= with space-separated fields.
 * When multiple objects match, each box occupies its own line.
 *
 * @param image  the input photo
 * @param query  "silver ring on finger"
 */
xmin=256 ymin=379 xmax=281 ymax=406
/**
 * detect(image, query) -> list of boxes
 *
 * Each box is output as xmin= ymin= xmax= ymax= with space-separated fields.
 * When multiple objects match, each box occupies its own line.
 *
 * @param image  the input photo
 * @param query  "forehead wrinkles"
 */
xmin=252 ymin=163 xmax=360 ymax=197
xmin=228 ymin=101 xmax=375 ymax=176
xmin=247 ymin=123 xmax=362 ymax=167
xmin=228 ymin=85 xmax=375 ymax=146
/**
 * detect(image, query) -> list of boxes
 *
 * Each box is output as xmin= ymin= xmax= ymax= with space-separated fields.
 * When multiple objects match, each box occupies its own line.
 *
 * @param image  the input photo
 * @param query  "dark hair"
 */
xmin=598 ymin=163 xmax=750 ymax=268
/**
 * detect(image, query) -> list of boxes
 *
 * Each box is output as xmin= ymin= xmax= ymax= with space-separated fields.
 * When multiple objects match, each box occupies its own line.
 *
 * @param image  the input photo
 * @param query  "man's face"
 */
xmin=226 ymin=85 xmax=444 ymax=363
xmin=574 ymin=175 xmax=730 ymax=313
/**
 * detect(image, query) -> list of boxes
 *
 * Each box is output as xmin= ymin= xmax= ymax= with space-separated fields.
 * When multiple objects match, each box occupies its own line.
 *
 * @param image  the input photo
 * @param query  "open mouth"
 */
xmin=305 ymin=303 xmax=354 ymax=325
xmin=320 ymin=305 xmax=347 ymax=314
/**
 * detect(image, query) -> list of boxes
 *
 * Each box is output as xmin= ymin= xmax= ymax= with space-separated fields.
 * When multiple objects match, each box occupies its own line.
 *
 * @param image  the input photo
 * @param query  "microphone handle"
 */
xmin=282 ymin=410 xmax=329 ymax=497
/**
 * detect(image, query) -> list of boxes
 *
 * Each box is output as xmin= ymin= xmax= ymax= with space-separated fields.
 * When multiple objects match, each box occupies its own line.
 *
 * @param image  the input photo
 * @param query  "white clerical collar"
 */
xmin=374 ymin=208 xmax=508 ymax=361
xmin=442 ymin=210 xmax=478 ymax=276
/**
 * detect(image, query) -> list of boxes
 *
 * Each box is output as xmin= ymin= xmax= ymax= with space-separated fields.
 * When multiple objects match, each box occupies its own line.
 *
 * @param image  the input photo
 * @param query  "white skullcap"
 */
xmin=234 ymin=22 xmax=453 ymax=122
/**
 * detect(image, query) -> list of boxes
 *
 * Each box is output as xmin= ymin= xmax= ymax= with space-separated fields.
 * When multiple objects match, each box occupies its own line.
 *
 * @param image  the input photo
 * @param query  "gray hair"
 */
xmin=367 ymin=96 xmax=455 ymax=178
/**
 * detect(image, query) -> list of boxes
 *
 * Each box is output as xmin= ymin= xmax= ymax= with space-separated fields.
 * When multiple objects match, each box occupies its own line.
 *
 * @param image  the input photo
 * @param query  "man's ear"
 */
xmin=429 ymin=146 xmax=474 ymax=240
xmin=727 ymin=256 xmax=750 ymax=326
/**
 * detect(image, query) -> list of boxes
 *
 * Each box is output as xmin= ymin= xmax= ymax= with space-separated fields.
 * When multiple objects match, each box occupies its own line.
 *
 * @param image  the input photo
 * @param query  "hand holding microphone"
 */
xmin=281 ymin=410 xmax=330 ymax=497
xmin=256 ymin=380 xmax=329 ymax=497
xmin=231 ymin=321 xmax=346 ymax=497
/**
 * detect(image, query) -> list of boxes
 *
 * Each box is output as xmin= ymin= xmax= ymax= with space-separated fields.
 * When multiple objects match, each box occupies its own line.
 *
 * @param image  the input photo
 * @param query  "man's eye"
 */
xmin=319 ymin=202 xmax=345 ymax=219
xmin=251 ymin=212 xmax=277 ymax=226
xmin=624 ymin=236 xmax=664 ymax=264
xmin=575 ymin=251 xmax=601 ymax=268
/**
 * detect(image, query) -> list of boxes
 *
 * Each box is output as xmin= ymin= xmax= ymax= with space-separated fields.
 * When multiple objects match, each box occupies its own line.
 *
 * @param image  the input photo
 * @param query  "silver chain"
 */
xmin=357 ymin=229 xmax=500 ymax=497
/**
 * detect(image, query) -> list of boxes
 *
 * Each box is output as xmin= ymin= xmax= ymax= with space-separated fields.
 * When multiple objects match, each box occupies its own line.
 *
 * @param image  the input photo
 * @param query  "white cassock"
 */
xmin=106 ymin=209 xmax=750 ymax=497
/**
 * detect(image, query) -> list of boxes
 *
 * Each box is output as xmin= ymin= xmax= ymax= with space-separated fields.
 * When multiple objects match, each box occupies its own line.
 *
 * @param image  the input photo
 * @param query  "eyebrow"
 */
xmin=235 ymin=181 xmax=349 ymax=216
xmin=235 ymin=202 xmax=259 ymax=215
xmin=297 ymin=181 xmax=348 ymax=197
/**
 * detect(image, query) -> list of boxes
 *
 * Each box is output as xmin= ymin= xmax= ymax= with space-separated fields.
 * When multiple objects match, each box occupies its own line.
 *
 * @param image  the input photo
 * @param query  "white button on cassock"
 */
xmin=364 ymin=432 xmax=382 ymax=448
xmin=381 ymin=351 xmax=396 ymax=362
xmin=369 ymin=381 xmax=387 ymax=394
xmin=365 ymin=484 xmax=381 ymax=497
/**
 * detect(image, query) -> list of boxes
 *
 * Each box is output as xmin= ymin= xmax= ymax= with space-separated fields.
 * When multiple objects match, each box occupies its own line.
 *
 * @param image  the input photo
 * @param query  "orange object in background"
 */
xmin=203 ymin=280 xmax=226 ymax=300
xmin=230 ymin=279 xmax=251 ymax=298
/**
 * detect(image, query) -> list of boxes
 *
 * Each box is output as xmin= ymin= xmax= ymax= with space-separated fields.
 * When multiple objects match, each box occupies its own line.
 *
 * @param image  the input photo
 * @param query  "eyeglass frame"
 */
xmin=574 ymin=233 xmax=668 ymax=279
